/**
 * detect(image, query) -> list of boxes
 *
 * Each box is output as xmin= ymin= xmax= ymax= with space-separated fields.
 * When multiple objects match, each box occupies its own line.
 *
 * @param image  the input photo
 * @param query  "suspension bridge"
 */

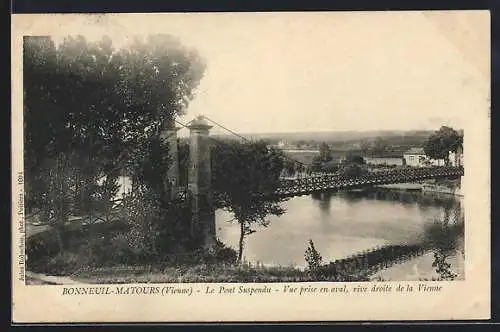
xmin=268 ymin=166 xmax=462 ymax=198
xmin=171 ymin=115 xmax=463 ymax=197
xmin=137 ymin=115 xmax=465 ymax=247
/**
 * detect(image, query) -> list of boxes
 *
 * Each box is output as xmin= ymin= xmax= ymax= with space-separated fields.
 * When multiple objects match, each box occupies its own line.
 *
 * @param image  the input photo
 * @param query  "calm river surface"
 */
xmin=216 ymin=188 xmax=464 ymax=278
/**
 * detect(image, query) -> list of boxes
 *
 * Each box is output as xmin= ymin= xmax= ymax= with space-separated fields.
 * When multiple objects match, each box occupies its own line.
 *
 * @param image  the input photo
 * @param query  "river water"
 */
xmin=216 ymin=188 xmax=464 ymax=280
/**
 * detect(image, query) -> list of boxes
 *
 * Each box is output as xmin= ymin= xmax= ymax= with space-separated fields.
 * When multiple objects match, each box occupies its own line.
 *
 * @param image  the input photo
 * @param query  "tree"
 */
xmin=432 ymin=251 xmax=458 ymax=280
xmin=360 ymin=139 xmax=371 ymax=156
xmin=211 ymin=140 xmax=287 ymax=262
xmin=43 ymin=153 xmax=72 ymax=252
xmin=282 ymin=159 xmax=297 ymax=177
xmin=319 ymin=142 xmax=333 ymax=162
xmin=93 ymin=172 xmax=121 ymax=223
xmin=344 ymin=151 xmax=365 ymax=165
xmin=372 ymin=137 xmax=387 ymax=156
xmin=24 ymin=34 xmax=205 ymax=215
xmin=320 ymin=160 xmax=340 ymax=173
xmin=423 ymin=126 xmax=463 ymax=166
xmin=341 ymin=164 xmax=365 ymax=178
xmin=310 ymin=156 xmax=323 ymax=173
xmin=305 ymin=239 xmax=323 ymax=272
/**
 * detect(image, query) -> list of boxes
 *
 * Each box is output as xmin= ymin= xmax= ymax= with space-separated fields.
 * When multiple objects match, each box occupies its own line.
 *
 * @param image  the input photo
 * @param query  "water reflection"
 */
xmin=311 ymin=192 xmax=333 ymax=215
xmin=216 ymin=188 xmax=464 ymax=279
xmin=329 ymin=188 xmax=460 ymax=208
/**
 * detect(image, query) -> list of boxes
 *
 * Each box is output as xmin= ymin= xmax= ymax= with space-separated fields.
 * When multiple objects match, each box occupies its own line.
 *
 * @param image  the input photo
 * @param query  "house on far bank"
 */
xmin=277 ymin=140 xmax=287 ymax=149
xmin=365 ymin=156 xmax=404 ymax=167
xmin=403 ymin=147 xmax=445 ymax=167
xmin=448 ymin=145 xmax=464 ymax=167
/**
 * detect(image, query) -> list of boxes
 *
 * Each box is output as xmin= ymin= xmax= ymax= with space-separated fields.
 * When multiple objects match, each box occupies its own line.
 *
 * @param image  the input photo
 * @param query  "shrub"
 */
xmin=432 ymin=251 xmax=458 ymax=281
xmin=200 ymin=240 xmax=238 ymax=265
xmin=108 ymin=233 xmax=136 ymax=264
xmin=27 ymin=220 xmax=130 ymax=274
xmin=304 ymin=239 xmax=323 ymax=278
xmin=45 ymin=252 xmax=83 ymax=276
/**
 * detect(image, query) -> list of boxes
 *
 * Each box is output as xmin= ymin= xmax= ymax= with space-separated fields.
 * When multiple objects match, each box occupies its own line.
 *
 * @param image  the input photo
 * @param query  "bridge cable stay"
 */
xmin=175 ymin=118 xmax=299 ymax=194
xmin=175 ymin=119 xmax=249 ymax=157
xmin=202 ymin=115 xmax=252 ymax=143
xmin=174 ymin=118 xmax=263 ymax=202
xmin=200 ymin=115 xmax=310 ymax=172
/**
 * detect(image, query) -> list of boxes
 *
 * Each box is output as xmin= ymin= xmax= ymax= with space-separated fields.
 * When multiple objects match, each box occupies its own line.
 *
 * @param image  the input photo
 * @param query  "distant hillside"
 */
xmin=210 ymin=130 xmax=435 ymax=144
xmin=182 ymin=128 xmax=464 ymax=157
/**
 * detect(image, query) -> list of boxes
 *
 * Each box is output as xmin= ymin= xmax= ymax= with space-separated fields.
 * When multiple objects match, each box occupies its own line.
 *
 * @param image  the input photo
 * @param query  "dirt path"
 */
xmin=25 ymin=271 xmax=82 ymax=285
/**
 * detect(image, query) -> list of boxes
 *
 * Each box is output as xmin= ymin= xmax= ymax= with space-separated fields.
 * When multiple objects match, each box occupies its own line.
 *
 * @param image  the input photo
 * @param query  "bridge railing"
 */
xmin=273 ymin=166 xmax=463 ymax=197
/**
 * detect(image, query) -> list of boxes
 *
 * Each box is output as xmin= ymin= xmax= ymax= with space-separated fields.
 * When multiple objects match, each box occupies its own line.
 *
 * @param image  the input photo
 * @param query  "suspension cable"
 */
xmin=175 ymin=119 xmax=243 ymax=157
xmin=197 ymin=116 xmax=309 ymax=169
xmin=202 ymin=115 xmax=251 ymax=142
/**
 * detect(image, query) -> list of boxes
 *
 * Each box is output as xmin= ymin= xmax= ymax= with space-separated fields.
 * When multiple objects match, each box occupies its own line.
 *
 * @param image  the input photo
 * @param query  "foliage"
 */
xmin=93 ymin=173 xmax=121 ymax=220
xmin=423 ymin=126 xmax=463 ymax=165
xmin=310 ymin=156 xmax=323 ymax=173
xmin=23 ymin=34 xmax=206 ymax=216
xmin=27 ymin=221 xmax=237 ymax=275
xmin=360 ymin=139 xmax=371 ymax=155
xmin=432 ymin=251 xmax=458 ymax=281
xmin=343 ymin=151 xmax=365 ymax=165
xmin=319 ymin=142 xmax=333 ymax=162
xmin=320 ymin=160 xmax=340 ymax=173
xmin=340 ymin=163 xmax=366 ymax=178
xmin=26 ymin=220 xmax=129 ymax=274
xmin=372 ymin=137 xmax=387 ymax=156
xmin=128 ymin=136 xmax=171 ymax=202
xmin=72 ymin=264 xmax=311 ymax=283
xmin=191 ymin=240 xmax=238 ymax=265
xmin=282 ymin=159 xmax=299 ymax=177
xmin=421 ymin=214 xmax=463 ymax=253
xmin=44 ymin=252 xmax=83 ymax=276
xmin=304 ymin=239 xmax=323 ymax=273
xmin=422 ymin=214 xmax=463 ymax=281
xmin=121 ymin=184 xmax=193 ymax=258
xmin=211 ymin=140 xmax=287 ymax=261
xmin=41 ymin=153 xmax=72 ymax=251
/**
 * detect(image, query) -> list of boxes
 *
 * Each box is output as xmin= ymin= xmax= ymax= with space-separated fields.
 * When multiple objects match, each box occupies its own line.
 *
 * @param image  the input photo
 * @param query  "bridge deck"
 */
xmin=177 ymin=166 xmax=463 ymax=201
xmin=264 ymin=166 xmax=463 ymax=199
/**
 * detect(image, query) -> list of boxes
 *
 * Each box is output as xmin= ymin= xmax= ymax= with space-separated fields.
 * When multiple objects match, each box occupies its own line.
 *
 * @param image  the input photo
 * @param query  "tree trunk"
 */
xmin=55 ymin=226 xmax=65 ymax=254
xmin=238 ymin=221 xmax=245 ymax=263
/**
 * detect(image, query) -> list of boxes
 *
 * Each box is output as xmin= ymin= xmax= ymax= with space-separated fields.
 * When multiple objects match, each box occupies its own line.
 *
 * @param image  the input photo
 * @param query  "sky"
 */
xmin=43 ymin=11 xmax=490 ymax=135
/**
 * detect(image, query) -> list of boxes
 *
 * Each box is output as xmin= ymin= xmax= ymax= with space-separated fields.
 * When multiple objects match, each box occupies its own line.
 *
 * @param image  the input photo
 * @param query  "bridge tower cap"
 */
xmin=187 ymin=115 xmax=213 ymax=130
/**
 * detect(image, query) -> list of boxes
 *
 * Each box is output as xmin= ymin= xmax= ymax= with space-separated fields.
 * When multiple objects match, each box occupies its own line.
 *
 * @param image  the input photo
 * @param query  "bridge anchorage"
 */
xmin=162 ymin=115 xmax=464 ymax=248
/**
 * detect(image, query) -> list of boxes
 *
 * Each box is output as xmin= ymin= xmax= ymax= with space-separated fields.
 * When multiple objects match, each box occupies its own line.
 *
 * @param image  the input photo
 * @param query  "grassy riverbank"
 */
xmin=26 ymin=213 xmax=463 ymax=284
xmin=30 ymin=244 xmax=440 ymax=284
xmin=70 ymin=264 xmax=313 ymax=284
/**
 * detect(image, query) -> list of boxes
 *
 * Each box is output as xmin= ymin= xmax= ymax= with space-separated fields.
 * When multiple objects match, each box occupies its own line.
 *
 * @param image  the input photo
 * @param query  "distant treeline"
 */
xmin=209 ymin=132 xmax=435 ymax=156
xmin=234 ymin=130 xmax=435 ymax=142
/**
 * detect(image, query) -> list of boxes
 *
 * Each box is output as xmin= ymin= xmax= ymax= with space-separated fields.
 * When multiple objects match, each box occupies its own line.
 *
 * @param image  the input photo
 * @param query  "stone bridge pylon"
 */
xmin=160 ymin=115 xmax=217 ymax=249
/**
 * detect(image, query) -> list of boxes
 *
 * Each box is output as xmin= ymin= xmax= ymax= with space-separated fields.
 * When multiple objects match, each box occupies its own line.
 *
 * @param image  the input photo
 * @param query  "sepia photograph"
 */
xmin=12 ymin=11 xmax=490 ymax=322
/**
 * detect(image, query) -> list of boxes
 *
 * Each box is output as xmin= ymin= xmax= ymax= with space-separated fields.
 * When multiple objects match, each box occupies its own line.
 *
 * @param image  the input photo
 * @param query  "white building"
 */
xmin=365 ymin=157 xmax=404 ymax=166
xmin=403 ymin=148 xmax=445 ymax=167
xmin=277 ymin=140 xmax=287 ymax=148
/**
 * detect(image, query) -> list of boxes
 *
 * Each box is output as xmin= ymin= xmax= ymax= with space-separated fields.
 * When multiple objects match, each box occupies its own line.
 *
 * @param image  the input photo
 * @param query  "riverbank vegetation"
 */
xmin=26 ymin=218 xmax=463 ymax=283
